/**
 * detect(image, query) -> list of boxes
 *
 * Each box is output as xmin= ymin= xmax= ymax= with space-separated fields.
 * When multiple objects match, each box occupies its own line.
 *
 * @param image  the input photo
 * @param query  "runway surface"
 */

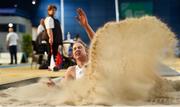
xmin=0 ymin=64 xmax=65 ymax=85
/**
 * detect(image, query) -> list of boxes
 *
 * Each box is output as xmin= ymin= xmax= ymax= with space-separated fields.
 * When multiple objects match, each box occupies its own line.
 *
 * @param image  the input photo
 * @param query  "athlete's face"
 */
xmin=73 ymin=42 xmax=87 ymax=60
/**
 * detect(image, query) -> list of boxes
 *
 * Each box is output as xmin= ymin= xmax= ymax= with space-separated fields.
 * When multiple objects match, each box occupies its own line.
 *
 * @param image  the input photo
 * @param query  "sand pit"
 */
xmin=1 ymin=16 xmax=180 ymax=106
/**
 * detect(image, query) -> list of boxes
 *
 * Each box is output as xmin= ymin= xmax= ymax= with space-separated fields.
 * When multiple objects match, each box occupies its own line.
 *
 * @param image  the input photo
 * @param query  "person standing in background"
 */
xmin=44 ymin=4 xmax=63 ymax=66
xmin=37 ymin=18 xmax=45 ymax=35
xmin=36 ymin=18 xmax=49 ymax=54
xmin=6 ymin=27 xmax=19 ymax=64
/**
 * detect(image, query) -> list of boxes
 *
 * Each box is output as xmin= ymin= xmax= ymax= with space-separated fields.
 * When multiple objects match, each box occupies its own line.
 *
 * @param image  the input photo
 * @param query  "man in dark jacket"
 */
xmin=44 ymin=4 xmax=63 ymax=67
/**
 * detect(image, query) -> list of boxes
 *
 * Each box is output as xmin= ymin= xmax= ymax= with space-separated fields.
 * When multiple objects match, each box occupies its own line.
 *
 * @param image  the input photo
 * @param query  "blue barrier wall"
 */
xmin=63 ymin=0 xmax=116 ymax=44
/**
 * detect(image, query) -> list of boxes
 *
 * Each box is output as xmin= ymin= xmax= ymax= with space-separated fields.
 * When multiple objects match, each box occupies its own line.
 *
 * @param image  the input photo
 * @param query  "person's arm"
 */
xmin=45 ymin=17 xmax=54 ymax=45
xmin=6 ymin=34 xmax=9 ymax=49
xmin=76 ymin=8 xmax=95 ymax=40
xmin=46 ymin=28 xmax=53 ymax=45
xmin=63 ymin=66 xmax=75 ymax=81
xmin=46 ymin=66 xmax=75 ymax=87
xmin=6 ymin=41 xmax=9 ymax=50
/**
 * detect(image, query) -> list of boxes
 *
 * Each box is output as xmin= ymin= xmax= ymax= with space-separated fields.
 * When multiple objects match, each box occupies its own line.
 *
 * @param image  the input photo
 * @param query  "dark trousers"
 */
xmin=9 ymin=45 xmax=17 ymax=64
xmin=48 ymin=43 xmax=60 ymax=66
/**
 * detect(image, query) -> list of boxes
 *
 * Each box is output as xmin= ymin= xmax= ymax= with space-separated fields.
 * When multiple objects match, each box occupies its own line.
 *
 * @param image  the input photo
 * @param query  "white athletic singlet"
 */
xmin=75 ymin=65 xmax=84 ymax=79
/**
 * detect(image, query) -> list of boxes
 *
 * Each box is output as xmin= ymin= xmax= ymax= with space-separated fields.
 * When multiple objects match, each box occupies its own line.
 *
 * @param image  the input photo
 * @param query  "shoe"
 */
xmin=9 ymin=63 xmax=13 ymax=65
xmin=53 ymin=66 xmax=59 ymax=72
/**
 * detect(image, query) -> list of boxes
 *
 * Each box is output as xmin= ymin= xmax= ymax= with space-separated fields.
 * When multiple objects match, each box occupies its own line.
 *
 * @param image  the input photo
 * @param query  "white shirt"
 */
xmin=6 ymin=32 xmax=19 ymax=46
xmin=37 ymin=24 xmax=45 ymax=35
xmin=44 ymin=16 xmax=54 ymax=29
xmin=75 ymin=65 xmax=84 ymax=79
